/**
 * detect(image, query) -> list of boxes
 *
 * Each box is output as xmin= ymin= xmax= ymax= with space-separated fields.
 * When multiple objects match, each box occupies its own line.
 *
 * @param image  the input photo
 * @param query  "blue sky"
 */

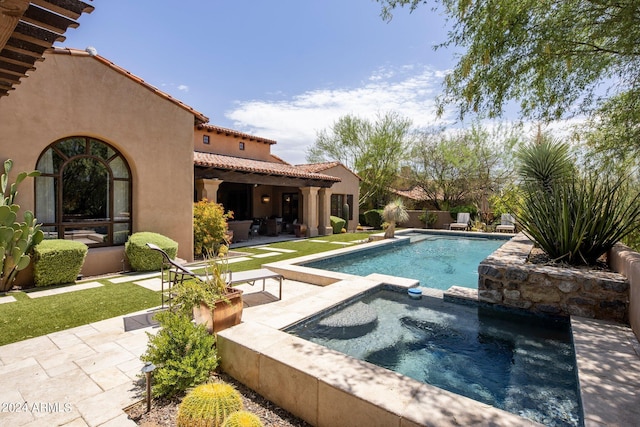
xmin=56 ymin=1 xmax=466 ymax=163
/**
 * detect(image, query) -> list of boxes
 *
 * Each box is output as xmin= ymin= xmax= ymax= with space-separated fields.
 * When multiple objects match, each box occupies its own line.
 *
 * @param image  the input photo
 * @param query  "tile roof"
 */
xmin=296 ymin=161 xmax=341 ymax=173
xmin=197 ymin=124 xmax=277 ymax=145
xmin=194 ymin=152 xmax=341 ymax=182
xmin=392 ymin=186 xmax=429 ymax=201
xmin=0 ymin=0 xmax=94 ymax=97
xmin=48 ymin=47 xmax=209 ymax=124
xmin=297 ymin=161 xmax=362 ymax=181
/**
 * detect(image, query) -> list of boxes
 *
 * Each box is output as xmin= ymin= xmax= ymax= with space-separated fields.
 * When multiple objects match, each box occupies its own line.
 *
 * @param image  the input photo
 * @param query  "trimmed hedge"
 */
xmin=125 ymin=232 xmax=178 ymax=271
xmin=33 ymin=240 xmax=88 ymax=287
xmin=363 ymin=209 xmax=384 ymax=229
xmin=330 ymin=216 xmax=346 ymax=234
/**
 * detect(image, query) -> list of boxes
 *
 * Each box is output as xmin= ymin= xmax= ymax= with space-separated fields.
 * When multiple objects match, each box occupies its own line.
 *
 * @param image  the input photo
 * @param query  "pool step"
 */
xmin=443 ymin=286 xmax=479 ymax=305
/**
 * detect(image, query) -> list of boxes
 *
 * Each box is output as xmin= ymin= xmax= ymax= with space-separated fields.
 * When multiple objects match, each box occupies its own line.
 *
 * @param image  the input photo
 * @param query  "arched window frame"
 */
xmin=34 ymin=137 xmax=132 ymax=247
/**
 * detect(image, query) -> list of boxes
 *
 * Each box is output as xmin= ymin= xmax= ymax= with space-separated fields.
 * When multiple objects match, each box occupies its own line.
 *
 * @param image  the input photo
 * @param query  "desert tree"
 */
xmin=307 ymin=111 xmax=413 ymax=210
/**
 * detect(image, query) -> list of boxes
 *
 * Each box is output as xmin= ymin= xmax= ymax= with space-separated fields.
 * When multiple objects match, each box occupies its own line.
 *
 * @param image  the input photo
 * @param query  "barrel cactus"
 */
xmin=221 ymin=410 xmax=263 ymax=427
xmin=176 ymin=382 xmax=243 ymax=427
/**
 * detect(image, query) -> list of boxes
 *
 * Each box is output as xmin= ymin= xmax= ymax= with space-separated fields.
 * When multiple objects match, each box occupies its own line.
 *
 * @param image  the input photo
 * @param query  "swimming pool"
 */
xmin=286 ymin=287 xmax=582 ymax=426
xmin=304 ymin=234 xmax=506 ymax=290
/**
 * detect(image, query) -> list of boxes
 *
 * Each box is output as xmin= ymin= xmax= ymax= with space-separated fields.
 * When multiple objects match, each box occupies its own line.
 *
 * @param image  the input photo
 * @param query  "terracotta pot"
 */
xmin=192 ymin=288 xmax=243 ymax=333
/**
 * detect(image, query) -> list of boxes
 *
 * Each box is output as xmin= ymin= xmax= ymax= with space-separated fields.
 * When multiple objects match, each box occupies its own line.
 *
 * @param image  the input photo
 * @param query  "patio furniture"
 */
xmin=449 ymin=212 xmax=470 ymax=231
xmin=146 ymin=243 xmax=199 ymax=308
xmin=226 ymin=268 xmax=284 ymax=300
xmin=496 ymin=213 xmax=516 ymax=233
xmin=227 ymin=220 xmax=253 ymax=242
xmin=249 ymin=222 xmax=260 ymax=239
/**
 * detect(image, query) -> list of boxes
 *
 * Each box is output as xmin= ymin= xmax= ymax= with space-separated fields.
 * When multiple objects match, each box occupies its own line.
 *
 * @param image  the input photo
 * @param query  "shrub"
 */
xmin=515 ymin=173 xmax=640 ymax=265
xmin=222 ymin=410 xmax=264 ymax=427
xmin=177 ymin=382 xmax=243 ymax=427
xmin=363 ymin=209 xmax=384 ymax=229
xmin=418 ymin=210 xmax=437 ymax=227
xmin=194 ymin=199 xmax=233 ymax=257
xmin=125 ymin=232 xmax=178 ymax=271
xmin=330 ymin=215 xmax=346 ymax=234
xmin=33 ymin=240 xmax=88 ymax=286
xmin=358 ymin=213 xmax=366 ymax=227
xmin=141 ymin=311 xmax=218 ymax=398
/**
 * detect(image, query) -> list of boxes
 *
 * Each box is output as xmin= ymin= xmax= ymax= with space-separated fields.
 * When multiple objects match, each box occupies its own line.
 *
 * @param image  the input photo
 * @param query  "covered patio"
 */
xmin=194 ymin=152 xmax=341 ymax=240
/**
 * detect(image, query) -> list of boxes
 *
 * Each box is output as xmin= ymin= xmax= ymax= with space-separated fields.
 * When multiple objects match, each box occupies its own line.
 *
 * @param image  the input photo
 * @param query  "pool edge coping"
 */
xmin=219 ymin=278 xmax=544 ymax=426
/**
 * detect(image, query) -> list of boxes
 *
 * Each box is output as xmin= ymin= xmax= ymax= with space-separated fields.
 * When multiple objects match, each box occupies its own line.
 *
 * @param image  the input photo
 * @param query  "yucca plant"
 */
xmin=382 ymin=199 xmax=409 ymax=238
xmin=515 ymin=173 xmax=640 ymax=265
xmin=514 ymin=138 xmax=640 ymax=265
xmin=517 ymin=137 xmax=574 ymax=191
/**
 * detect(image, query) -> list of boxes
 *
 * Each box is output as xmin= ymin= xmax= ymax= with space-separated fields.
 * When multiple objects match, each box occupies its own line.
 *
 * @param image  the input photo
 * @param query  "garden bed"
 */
xmin=125 ymin=372 xmax=310 ymax=427
xmin=478 ymin=233 xmax=630 ymax=322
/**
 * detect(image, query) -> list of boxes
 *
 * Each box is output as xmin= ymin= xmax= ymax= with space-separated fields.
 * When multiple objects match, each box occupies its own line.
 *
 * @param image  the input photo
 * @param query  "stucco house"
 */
xmin=0 ymin=47 xmax=359 ymax=279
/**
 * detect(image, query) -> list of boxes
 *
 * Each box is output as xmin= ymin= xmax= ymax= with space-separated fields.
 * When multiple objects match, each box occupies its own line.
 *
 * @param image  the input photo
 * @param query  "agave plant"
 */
xmin=382 ymin=199 xmax=409 ymax=238
xmin=515 ymin=172 xmax=640 ymax=265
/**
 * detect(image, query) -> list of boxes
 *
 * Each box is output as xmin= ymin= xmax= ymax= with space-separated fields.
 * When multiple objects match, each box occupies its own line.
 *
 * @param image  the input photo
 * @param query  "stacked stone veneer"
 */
xmin=478 ymin=233 xmax=629 ymax=323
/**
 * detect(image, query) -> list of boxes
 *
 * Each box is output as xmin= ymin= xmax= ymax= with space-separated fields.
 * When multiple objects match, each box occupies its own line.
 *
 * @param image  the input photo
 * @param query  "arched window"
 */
xmin=35 ymin=137 xmax=132 ymax=247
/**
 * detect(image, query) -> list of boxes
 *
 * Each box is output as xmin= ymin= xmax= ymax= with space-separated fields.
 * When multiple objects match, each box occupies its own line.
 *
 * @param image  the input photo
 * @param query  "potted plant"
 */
xmin=172 ymin=256 xmax=243 ymax=334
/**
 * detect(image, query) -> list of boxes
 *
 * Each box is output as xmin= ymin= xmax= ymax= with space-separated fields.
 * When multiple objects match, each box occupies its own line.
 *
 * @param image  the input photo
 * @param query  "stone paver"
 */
xmin=1 ymin=263 xmax=638 ymax=426
xmin=0 ymin=295 xmax=16 ymax=304
xmin=250 ymin=252 xmax=281 ymax=258
xmin=0 ymin=279 xmax=316 ymax=426
xmin=108 ymin=272 xmax=159 ymax=284
xmin=25 ymin=282 xmax=103 ymax=299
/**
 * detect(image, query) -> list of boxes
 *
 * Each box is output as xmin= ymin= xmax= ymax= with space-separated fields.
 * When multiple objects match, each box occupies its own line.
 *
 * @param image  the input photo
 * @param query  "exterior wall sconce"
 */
xmin=261 ymin=194 xmax=270 ymax=204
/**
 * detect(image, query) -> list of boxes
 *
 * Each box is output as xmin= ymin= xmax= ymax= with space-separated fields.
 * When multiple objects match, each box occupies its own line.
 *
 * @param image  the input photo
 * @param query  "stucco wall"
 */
xmin=402 ymin=210 xmax=450 ymax=229
xmin=322 ymin=165 xmax=360 ymax=231
xmin=0 ymin=51 xmax=196 ymax=277
xmin=609 ymin=244 xmax=640 ymax=342
xmin=194 ymin=128 xmax=273 ymax=161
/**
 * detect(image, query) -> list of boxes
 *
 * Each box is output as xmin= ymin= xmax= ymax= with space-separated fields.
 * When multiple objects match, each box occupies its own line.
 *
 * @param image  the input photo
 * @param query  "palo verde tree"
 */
xmin=377 ymin=1 xmax=640 ymax=123
xmin=406 ymin=123 xmax=519 ymax=216
xmin=306 ymin=111 xmax=413 ymax=210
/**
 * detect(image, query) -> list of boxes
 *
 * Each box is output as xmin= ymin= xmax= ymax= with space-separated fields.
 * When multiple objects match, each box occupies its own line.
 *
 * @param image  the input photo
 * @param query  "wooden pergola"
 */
xmin=0 ymin=0 xmax=94 ymax=97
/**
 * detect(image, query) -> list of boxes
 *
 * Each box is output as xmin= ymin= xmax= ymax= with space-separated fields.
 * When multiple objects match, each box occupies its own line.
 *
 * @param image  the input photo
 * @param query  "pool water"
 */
xmin=305 ymin=235 xmax=506 ymax=290
xmin=286 ymin=289 xmax=582 ymax=426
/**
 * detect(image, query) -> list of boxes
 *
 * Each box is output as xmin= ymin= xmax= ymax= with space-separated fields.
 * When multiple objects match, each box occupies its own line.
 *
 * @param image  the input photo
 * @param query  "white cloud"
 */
xmin=225 ymin=65 xmax=451 ymax=164
xmin=224 ymin=65 xmax=585 ymax=165
xmin=177 ymin=84 xmax=189 ymax=92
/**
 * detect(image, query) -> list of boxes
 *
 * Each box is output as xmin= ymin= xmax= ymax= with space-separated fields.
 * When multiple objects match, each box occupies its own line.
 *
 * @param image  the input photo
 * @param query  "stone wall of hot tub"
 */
xmin=478 ymin=233 xmax=629 ymax=323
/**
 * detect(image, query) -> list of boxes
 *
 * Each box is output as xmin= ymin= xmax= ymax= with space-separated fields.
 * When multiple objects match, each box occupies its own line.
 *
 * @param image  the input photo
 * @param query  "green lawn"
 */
xmin=0 ymin=232 xmax=375 ymax=346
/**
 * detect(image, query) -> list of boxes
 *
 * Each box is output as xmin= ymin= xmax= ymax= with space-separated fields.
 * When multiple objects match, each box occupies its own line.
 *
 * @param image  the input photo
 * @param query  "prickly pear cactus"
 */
xmin=176 ymin=382 xmax=243 ymax=427
xmin=0 ymin=160 xmax=42 ymax=292
xmin=221 ymin=410 xmax=264 ymax=427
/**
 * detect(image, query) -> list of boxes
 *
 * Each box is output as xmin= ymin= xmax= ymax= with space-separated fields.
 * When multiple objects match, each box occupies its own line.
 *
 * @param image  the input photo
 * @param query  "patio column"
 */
xmin=300 ymin=186 xmax=319 ymax=237
xmin=196 ymin=178 xmax=223 ymax=203
xmin=318 ymin=188 xmax=332 ymax=235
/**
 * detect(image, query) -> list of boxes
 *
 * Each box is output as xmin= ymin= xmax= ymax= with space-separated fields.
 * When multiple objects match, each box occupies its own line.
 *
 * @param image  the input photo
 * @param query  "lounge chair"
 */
xmin=146 ymin=243 xmax=199 ymax=308
xmin=495 ymin=213 xmax=516 ymax=233
xmin=147 ymin=243 xmax=284 ymax=302
xmin=226 ymin=268 xmax=283 ymax=300
xmin=449 ymin=212 xmax=470 ymax=231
